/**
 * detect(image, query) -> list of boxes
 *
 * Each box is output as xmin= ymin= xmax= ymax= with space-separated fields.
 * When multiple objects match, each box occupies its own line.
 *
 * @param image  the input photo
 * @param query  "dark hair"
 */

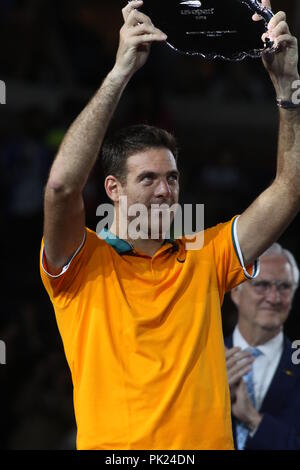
xmin=101 ymin=124 xmax=178 ymax=184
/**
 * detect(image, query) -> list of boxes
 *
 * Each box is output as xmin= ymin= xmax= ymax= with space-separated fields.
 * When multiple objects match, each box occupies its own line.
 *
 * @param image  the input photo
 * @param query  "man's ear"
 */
xmin=231 ymin=286 xmax=242 ymax=308
xmin=105 ymin=175 xmax=123 ymax=203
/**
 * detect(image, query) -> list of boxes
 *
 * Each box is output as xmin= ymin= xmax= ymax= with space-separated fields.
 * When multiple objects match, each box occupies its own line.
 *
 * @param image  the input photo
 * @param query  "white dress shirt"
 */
xmin=233 ymin=326 xmax=284 ymax=410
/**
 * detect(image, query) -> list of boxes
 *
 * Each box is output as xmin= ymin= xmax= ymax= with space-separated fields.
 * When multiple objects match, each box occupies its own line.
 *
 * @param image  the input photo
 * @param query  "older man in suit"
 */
xmin=225 ymin=243 xmax=300 ymax=450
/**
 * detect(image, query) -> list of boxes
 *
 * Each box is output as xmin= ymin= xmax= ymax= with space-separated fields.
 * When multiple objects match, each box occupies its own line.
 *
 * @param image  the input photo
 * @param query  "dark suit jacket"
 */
xmin=225 ymin=334 xmax=300 ymax=450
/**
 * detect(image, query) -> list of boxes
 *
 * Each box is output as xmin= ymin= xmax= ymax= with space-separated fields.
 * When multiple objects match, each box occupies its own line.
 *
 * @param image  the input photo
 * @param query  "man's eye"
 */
xmin=257 ymin=281 xmax=269 ymax=288
xmin=279 ymin=282 xmax=293 ymax=291
xmin=168 ymin=175 xmax=178 ymax=182
xmin=142 ymin=176 xmax=153 ymax=184
xmin=254 ymin=281 xmax=269 ymax=290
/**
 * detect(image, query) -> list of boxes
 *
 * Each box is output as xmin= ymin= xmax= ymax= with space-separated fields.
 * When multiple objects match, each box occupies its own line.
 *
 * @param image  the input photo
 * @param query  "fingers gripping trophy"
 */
xmin=119 ymin=0 xmax=299 ymax=106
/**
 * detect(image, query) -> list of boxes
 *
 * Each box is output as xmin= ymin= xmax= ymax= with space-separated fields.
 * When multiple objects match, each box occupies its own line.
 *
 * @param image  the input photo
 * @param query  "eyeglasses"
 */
xmin=250 ymin=279 xmax=295 ymax=296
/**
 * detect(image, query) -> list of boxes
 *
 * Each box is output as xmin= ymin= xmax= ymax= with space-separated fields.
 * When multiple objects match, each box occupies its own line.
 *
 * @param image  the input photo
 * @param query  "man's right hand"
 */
xmin=225 ymin=347 xmax=254 ymax=402
xmin=113 ymin=0 xmax=167 ymax=80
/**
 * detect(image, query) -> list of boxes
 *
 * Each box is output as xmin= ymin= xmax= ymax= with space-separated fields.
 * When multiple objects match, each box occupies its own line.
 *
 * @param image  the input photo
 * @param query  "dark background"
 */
xmin=0 ymin=0 xmax=299 ymax=449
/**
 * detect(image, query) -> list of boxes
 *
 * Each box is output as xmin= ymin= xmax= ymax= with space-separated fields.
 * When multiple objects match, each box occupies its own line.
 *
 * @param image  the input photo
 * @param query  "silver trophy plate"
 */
xmin=141 ymin=0 xmax=274 ymax=60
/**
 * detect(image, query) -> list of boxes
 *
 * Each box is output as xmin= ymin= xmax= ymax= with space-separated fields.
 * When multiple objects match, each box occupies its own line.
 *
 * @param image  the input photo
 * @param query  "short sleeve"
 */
xmin=206 ymin=215 xmax=260 ymax=299
xmin=40 ymin=229 xmax=89 ymax=309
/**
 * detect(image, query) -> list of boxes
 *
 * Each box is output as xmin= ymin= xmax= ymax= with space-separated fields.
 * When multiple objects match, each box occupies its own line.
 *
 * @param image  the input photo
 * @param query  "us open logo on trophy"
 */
xmin=180 ymin=0 xmax=213 ymax=17
xmin=141 ymin=0 xmax=274 ymax=60
xmin=180 ymin=0 xmax=206 ymax=15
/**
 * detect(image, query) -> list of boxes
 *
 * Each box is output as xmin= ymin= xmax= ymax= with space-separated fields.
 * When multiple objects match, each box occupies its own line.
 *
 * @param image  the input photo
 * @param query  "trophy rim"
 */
xmin=165 ymin=41 xmax=276 ymax=62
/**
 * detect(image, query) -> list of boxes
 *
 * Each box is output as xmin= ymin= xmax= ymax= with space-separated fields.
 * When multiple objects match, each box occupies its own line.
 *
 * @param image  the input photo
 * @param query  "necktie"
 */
xmin=236 ymin=347 xmax=263 ymax=450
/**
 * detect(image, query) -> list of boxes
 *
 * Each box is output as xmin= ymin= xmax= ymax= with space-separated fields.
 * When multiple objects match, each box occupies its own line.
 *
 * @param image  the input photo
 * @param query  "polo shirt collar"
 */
xmin=99 ymin=228 xmax=133 ymax=254
xmin=99 ymin=228 xmax=176 ymax=255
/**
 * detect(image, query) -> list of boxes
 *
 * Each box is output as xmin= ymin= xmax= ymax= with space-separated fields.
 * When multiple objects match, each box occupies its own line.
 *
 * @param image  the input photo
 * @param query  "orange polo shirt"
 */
xmin=40 ymin=216 xmax=258 ymax=450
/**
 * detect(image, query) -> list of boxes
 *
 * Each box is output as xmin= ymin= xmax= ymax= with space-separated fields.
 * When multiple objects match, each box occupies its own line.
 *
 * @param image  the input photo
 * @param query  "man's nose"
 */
xmin=154 ymin=179 xmax=172 ymax=198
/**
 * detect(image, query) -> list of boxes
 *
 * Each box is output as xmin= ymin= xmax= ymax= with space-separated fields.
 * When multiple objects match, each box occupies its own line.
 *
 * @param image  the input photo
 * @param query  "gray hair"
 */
xmin=260 ymin=243 xmax=299 ymax=288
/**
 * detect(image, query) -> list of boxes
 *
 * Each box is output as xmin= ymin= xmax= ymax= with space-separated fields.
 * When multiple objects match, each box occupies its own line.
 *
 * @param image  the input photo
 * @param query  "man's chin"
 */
xmin=148 ymin=230 xmax=172 ymax=241
xmin=257 ymin=317 xmax=283 ymax=331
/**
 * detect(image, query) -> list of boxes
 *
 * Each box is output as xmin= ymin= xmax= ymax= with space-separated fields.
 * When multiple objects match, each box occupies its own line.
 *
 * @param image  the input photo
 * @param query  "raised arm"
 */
xmin=43 ymin=0 xmax=167 ymax=274
xmin=237 ymin=5 xmax=300 ymax=266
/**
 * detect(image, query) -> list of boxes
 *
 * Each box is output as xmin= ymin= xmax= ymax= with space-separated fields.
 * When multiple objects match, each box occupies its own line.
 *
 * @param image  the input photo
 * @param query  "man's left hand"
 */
xmin=254 ymin=1 xmax=299 ymax=100
xmin=231 ymin=380 xmax=263 ymax=432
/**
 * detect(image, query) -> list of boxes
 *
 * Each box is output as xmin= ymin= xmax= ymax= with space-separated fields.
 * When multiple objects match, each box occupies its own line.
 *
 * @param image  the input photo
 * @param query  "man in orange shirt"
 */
xmin=40 ymin=1 xmax=300 ymax=449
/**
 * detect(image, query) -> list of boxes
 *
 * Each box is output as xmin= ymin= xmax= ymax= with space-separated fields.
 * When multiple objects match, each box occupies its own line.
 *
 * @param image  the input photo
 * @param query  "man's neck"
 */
xmin=237 ymin=321 xmax=282 ymax=347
